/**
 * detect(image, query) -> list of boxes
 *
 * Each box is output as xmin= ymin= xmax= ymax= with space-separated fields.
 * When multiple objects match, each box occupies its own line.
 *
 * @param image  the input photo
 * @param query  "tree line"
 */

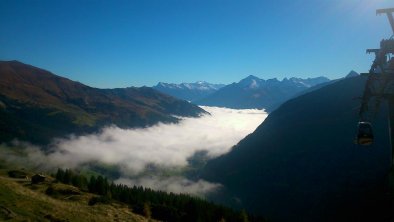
xmin=55 ymin=168 xmax=266 ymax=222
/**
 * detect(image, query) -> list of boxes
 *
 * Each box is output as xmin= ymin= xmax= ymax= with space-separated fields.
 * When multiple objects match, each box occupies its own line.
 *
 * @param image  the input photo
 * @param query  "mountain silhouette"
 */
xmin=0 ymin=61 xmax=206 ymax=145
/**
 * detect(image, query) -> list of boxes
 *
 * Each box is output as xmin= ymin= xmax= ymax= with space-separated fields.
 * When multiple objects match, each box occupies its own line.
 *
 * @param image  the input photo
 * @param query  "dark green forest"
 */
xmin=54 ymin=168 xmax=266 ymax=222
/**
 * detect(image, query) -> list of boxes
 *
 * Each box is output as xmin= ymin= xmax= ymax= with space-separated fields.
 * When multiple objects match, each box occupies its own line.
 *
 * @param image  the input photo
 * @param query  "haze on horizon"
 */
xmin=0 ymin=0 xmax=392 ymax=88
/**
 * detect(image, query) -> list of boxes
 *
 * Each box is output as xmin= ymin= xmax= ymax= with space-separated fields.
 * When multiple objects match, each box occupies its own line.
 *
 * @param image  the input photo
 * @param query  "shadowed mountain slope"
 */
xmin=202 ymin=75 xmax=392 ymax=221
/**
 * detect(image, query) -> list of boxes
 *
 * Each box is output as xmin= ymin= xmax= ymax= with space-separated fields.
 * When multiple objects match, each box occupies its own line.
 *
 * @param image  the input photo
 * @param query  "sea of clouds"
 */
xmin=1 ymin=106 xmax=267 ymax=196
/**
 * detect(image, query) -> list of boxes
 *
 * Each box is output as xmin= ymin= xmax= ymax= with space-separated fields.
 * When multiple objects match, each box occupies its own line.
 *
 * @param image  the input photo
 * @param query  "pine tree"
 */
xmin=96 ymin=176 xmax=105 ymax=195
xmin=63 ymin=169 xmax=73 ymax=184
xmin=55 ymin=168 xmax=65 ymax=182
xmin=88 ymin=176 xmax=97 ymax=193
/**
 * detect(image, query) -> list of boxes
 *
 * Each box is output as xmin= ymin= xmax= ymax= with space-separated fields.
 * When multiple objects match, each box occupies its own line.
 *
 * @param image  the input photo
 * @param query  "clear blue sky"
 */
xmin=0 ymin=0 xmax=393 ymax=88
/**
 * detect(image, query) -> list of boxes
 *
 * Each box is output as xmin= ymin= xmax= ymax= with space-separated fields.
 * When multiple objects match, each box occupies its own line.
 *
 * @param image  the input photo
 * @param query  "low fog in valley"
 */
xmin=1 ymin=106 xmax=267 ymax=195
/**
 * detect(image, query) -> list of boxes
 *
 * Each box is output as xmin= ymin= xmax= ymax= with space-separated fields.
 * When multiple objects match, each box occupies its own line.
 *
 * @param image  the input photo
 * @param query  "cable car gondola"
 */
xmin=356 ymin=121 xmax=374 ymax=146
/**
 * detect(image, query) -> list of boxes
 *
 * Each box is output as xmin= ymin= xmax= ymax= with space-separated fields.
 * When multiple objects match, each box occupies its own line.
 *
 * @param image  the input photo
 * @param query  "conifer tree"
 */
xmin=55 ymin=168 xmax=64 ymax=182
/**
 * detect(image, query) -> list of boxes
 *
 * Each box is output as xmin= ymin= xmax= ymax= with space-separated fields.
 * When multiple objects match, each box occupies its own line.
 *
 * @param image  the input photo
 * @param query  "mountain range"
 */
xmin=153 ymin=81 xmax=225 ymax=102
xmin=0 ymin=61 xmax=206 ymax=145
xmin=154 ymin=75 xmax=330 ymax=112
xmin=196 ymin=75 xmax=330 ymax=112
xmin=201 ymin=74 xmax=391 ymax=221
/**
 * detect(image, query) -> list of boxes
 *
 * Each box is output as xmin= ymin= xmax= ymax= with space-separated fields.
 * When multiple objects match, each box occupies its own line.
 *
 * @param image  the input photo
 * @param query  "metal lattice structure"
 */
xmin=358 ymin=8 xmax=394 ymax=160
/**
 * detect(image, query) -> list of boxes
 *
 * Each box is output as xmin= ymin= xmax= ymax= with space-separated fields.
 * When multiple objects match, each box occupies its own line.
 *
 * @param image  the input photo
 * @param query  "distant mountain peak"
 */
xmin=346 ymin=70 xmax=359 ymax=78
xmin=241 ymin=75 xmax=260 ymax=81
xmin=239 ymin=75 xmax=263 ymax=88
xmin=266 ymin=78 xmax=279 ymax=82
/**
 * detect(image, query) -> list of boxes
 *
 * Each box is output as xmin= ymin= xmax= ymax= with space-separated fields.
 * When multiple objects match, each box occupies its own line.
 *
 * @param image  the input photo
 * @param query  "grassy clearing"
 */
xmin=0 ymin=169 xmax=153 ymax=222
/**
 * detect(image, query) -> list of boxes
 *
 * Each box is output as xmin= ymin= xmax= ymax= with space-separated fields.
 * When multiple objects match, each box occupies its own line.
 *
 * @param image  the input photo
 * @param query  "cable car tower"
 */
xmin=357 ymin=8 xmax=394 ymax=161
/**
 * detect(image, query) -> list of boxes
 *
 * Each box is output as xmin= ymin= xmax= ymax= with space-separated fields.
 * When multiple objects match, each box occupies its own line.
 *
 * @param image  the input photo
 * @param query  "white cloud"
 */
xmin=47 ymin=106 xmax=267 ymax=175
xmin=115 ymin=177 xmax=222 ymax=197
xmin=2 ymin=106 xmax=267 ymax=195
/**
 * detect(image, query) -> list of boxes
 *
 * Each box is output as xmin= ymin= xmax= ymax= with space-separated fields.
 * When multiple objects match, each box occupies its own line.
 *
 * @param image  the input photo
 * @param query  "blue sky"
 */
xmin=0 ymin=0 xmax=393 ymax=88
